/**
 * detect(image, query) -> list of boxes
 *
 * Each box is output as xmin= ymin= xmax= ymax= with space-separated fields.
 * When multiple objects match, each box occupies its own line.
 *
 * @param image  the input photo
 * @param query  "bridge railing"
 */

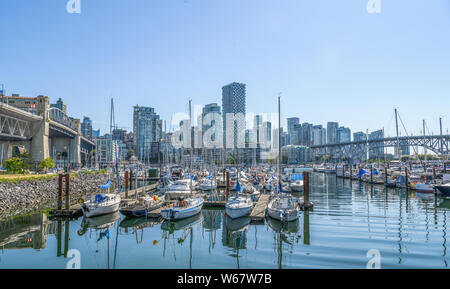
xmin=49 ymin=108 xmax=76 ymax=131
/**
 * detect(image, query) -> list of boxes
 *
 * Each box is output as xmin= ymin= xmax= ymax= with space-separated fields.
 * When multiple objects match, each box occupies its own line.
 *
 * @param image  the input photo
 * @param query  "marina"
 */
xmin=1 ymin=172 xmax=450 ymax=269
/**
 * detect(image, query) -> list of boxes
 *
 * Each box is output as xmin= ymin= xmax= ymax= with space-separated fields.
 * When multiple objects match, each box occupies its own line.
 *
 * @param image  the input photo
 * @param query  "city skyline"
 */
xmin=0 ymin=0 xmax=449 ymax=137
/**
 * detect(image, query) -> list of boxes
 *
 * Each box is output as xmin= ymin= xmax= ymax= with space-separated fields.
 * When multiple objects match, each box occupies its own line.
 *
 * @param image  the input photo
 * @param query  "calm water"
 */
xmin=1 ymin=173 xmax=449 ymax=269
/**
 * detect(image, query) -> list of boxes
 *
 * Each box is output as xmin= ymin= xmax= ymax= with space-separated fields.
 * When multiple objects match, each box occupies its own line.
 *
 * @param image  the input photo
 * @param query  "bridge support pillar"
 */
xmin=30 ymin=96 xmax=50 ymax=164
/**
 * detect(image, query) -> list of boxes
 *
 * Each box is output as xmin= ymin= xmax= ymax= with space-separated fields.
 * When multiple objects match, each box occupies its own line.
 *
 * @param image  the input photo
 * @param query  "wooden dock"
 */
xmin=203 ymin=200 xmax=227 ymax=207
xmin=49 ymin=203 xmax=83 ymax=218
xmin=249 ymin=194 xmax=270 ymax=222
xmin=50 ymin=183 xmax=158 ymax=218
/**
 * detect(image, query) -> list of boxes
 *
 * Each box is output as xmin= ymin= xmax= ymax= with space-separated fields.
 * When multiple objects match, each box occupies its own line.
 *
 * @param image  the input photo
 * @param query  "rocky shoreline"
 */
xmin=0 ymin=173 xmax=119 ymax=218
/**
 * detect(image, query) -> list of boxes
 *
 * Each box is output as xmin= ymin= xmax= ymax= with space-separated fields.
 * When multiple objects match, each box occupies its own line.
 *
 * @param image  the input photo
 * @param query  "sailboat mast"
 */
xmin=278 ymin=95 xmax=281 ymax=181
xmin=189 ymin=99 xmax=193 ymax=194
xmin=394 ymin=108 xmax=400 ymax=160
xmin=423 ymin=119 xmax=427 ymax=163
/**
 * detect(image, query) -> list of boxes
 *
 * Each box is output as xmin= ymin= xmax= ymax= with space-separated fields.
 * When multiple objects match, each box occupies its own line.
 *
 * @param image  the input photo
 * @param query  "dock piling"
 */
xmin=303 ymin=171 xmax=310 ymax=204
xmin=125 ymin=171 xmax=129 ymax=198
xmin=65 ymin=174 xmax=70 ymax=210
xmin=58 ymin=174 xmax=63 ymax=210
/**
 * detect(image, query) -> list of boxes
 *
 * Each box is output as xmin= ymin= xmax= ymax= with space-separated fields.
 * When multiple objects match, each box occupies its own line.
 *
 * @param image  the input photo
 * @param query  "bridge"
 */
xmin=309 ymin=134 xmax=450 ymax=162
xmin=0 ymin=95 xmax=95 ymax=168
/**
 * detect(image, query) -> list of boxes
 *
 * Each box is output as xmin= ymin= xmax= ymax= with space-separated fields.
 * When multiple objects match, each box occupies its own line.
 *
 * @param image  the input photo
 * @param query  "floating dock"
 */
xmin=249 ymin=194 xmax=270 ymax=222
xmin=49 ymin=203 xmax=83 ymax=218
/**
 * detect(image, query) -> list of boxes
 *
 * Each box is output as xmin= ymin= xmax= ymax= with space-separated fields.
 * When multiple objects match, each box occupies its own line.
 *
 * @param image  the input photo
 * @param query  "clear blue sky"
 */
xmin=0 ymin=0 xmax=449 ymax=137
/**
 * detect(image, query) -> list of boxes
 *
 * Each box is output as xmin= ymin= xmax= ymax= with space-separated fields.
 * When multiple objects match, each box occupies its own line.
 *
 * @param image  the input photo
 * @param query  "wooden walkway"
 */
xmin=249 ymin=194 xmax=270 ymax=222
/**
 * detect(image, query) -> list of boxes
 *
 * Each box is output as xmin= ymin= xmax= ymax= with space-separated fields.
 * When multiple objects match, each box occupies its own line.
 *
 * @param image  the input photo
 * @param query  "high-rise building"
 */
xmin=327 ymin=122 xmax=339 ymax=144
xmin=302 ymin=123 xmax=313 ymax=146
xmin=222 ymin=82 xmax=246 ymax=150
xmin=202 ymin=103 xmax=221 ymax=146
xmin=113 ymin=128 xmax=127 ymax=142
xmin=291 ymin=124 xmax=302 ymax=145
xmin=369 ymin=129 xmax=384 ymax=159
xmin=353 ymin=131 xmax=367 ymax=142
xmin=133 ymin=106 xmax=163 ymax=161
xmin=287 ymin=117 xmax=300 ymax=145
xmin=92 ymin=129 xmax=100 ymax=139
xmin=312 ymin=125 xmax=326 ymax=145
xmin=337 ymin=126 xmax=351 ymax=143
xmin=81 ymin=117 xmax=93 ymax=139
xmin=262 ymin=121 xmax=272 ymax=145
xmin=50 ymin=98 xmax=67 ymax=114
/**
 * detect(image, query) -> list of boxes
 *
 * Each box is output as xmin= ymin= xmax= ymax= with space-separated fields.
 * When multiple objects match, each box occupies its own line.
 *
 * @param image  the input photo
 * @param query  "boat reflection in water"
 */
xmin=78 ymin=211 xmax=121 ymax=236
xmin=161 ymin=213 xmax=203 ymax=268
xmin=268 ymin=216 xmax=301 ymax=269
xmin=222 ymin=215 xmax=251 ymax=268
xmin=119 ymin=217 xmax=163 ymax=244
xmin=202 ymin=209 xmax=222 ymax=253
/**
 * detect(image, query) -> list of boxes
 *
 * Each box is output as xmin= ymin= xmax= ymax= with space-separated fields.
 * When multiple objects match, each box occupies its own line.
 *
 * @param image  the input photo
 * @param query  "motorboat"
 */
xmin=225 ymin=195 xmax=253 ymax=219
xmin=161 ymin=197 xmax=204 ymax=220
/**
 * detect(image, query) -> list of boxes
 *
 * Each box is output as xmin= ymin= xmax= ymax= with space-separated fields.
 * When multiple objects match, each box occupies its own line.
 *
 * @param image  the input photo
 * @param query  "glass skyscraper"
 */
xmin=133 ymin=106 xmax=162 ymax=162
xmin=222 ymin=82 xmax=246 ymax=150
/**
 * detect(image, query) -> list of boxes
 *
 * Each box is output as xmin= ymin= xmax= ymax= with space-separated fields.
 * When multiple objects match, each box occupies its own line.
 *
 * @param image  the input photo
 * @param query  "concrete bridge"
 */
xmin=309 ymin=134 xmax=450 ymax=161
xmin=0 ymin=95 xmax=95 ymax=168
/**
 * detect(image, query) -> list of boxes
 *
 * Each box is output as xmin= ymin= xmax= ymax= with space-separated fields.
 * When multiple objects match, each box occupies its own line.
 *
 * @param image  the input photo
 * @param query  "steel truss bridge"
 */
xmin=309 ymin=134 xmax=450 ymax=161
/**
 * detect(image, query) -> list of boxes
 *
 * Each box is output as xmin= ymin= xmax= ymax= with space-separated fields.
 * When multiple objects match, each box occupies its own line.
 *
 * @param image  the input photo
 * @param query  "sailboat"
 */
xmin=267 ymin=96 xmax=300 ymax=222
xmin=161 ymin=99 xmax=204 ymax=221
xmin=82 ymin=99 xmax=122 ymax=218
xmin=225 ymin=194 xmax=254 ymax=219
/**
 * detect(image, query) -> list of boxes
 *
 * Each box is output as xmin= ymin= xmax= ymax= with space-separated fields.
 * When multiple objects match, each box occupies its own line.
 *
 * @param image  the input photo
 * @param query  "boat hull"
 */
xmin=436 ymin=185 xmax=450 ymax=197
xmin=225 ymin=205 xmax=253 ymax=219
xmin=82 ymin=202 xmax=120 ymax=218
xmin=161 ymin=201 xmax=203 ymax=220
xmin=290 ymin=183 xmax=303 ymax=192
xmin=267 ymin=207 xmax=299 ymax=222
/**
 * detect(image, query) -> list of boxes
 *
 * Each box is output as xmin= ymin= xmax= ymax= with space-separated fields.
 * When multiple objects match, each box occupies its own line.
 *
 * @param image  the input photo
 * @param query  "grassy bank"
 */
xmin=0 ymin=170 xmax=108 ymax=183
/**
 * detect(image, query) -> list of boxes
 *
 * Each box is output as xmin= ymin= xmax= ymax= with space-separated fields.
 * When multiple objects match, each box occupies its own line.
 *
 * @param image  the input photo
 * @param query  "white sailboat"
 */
xmin=161 ymin=197 xmax=204 ymax=220
xmin=82 ymin=99 xmax=121 ymax=218
xmin=225 ymin=195 xmax=253 ymax=219
xmin=267 ymin=95 xmax=299 ymax=222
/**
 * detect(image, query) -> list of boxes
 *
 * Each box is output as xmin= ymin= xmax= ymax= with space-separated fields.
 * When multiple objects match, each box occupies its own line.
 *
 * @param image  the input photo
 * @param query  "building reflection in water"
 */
xmin=0 ymin=213 xmax=49 ymax=251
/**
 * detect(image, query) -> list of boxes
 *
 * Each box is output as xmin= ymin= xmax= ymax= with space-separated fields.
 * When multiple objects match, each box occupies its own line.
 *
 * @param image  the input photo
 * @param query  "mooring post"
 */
xmin=64 ymin=220 xmax=70 ymax=258
xmin=125 ymin=171 xmax=129 ymax=198
xmin=58 ymin=174 xmax=63 ymax=210
xmin=433 ymin=166 xmax=436 ymax=181
xmin=226 ymin=171 xmax=230 ymax=200
xmin=405 ymin=167 xmax=409 ymax=190
xmin=385 ymin=166 xmax=388 ymax=186
xmin=303 ymin=171 xmax=310 ymax=205
xmin=358 ymin=165 xmax=361 ymax=182
xmin=370 ymin=165 xmax=373 ymax=184
xmin=65 ymin=174 xmax=70 ymax=210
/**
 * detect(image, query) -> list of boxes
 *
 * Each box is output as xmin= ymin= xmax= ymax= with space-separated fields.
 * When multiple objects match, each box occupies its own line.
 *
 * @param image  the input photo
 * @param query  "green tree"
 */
xmin=226 ymin=156 xmax=236 ymax=164
xmin=39 ymin=157 xmax=55 ymax=172
xmin=127 ymin=149 xmax=134 ymax=161
xmin=4 ymin=157 xmax=25 ymax=174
